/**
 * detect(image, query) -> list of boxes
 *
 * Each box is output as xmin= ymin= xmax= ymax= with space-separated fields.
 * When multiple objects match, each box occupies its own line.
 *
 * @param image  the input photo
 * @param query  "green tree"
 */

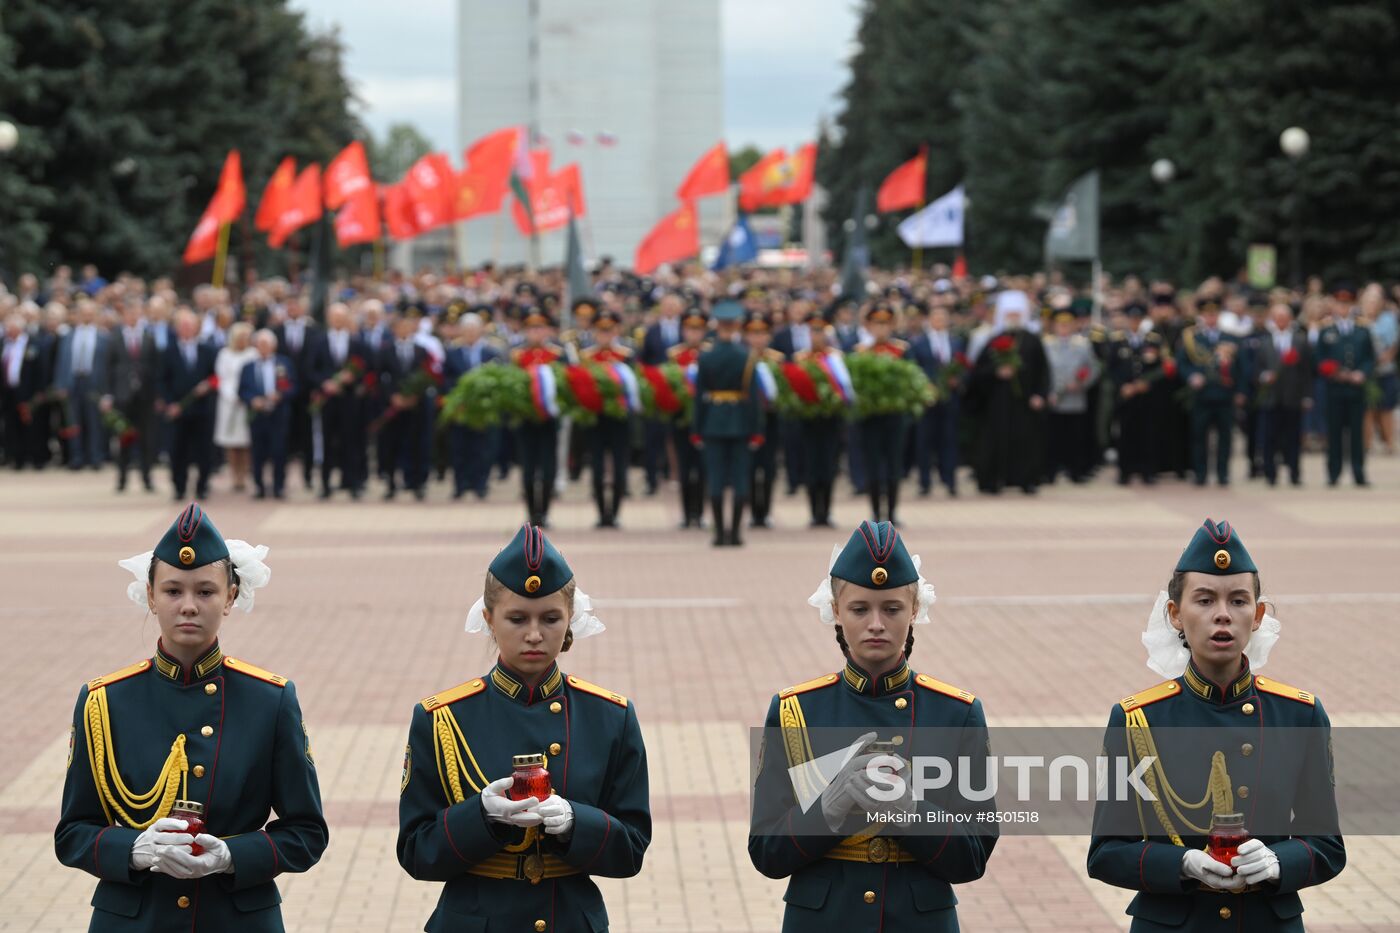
xmin=370 ymin=123 xmax=433 ymax=182
xmin=0 ymin=8 xmax=52 ymax=277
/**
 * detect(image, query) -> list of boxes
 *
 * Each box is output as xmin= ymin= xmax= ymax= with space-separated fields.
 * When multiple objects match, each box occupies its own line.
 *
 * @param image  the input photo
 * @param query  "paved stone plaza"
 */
xmin=2 ymin=454 xmax=1399 ymax=932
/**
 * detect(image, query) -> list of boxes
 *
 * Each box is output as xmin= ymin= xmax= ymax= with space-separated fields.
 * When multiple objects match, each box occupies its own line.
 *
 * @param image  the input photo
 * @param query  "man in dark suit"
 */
xmin=1254 ymin=303 xmax=1313 ymax=486
xmin=0 ymin=313 xmax=41 ymax=469
xmin=1316 ymin=284 xmax=1375 ymax=487
xmin=771 ymin=298 xmax=818 ymax=495
xmin=639 ymin=292 xmax=684 ymax=494
xmin=378 ymin=311 xmax=431 ymax=500
xmin=101 ymin=298 xmax=159 ymax=491
xmin=307 ymin=302 xmax=371 ymax=499
xmin=444 ymin=310 xmax=501 ymax=499
xmin=238 ymin=330 xmax=296 ymax=499
xmin=54 ymin=299 xmax=111 ymax=469
xmin=159 ymin=308 xmax=217 ymax=500
xmin=274 ymin=296 xmax=320 ymax=489
xmin=907 ymin=303 xmax=966 ymax=496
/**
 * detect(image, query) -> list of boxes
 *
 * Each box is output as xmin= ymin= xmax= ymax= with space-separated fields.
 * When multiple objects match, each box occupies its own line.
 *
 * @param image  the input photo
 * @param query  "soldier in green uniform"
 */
xmin=690 ymin=300 xmax=764 ymax=547
xmin=398 ymin=524 xmax=651 ymax=933
xmin=1088 ymin=519 xmax=1344 ymax=931
xmin=743 ymin=310 xmax=785 ymax=529
xmin=56 ymin=503 xmax=327 ymax=932
xmin=1315 ymin=284 xmax=1375 ymax=487
xmin=1177 ymin=299 xmax=1245 ymax=486
xmin=749 ymin=520 xmax=998 ymax=932
xmin=852 ymin=303 xmax=910 ymax=524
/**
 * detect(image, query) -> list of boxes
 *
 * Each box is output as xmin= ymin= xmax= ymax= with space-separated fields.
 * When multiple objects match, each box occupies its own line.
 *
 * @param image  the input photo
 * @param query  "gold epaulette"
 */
xmin=779 ymin=673 xmax=839 ymax=699
xmin=223 ymin=656 xmax=288 ymax=688
xmin=1255 ymin=676 xmax=1316 ymax=706
xmin=87 ymin=659 xmax=151 ymax=692
xmin=421 ymin=678 xmax=486 ymax=712
xmin=566 ymin=675 xmax=628 ymax=707
xmin=915 ymin=674 xmax=975 ymax=704
xmin=1120 ymin=680 xmax=1181 ymax=712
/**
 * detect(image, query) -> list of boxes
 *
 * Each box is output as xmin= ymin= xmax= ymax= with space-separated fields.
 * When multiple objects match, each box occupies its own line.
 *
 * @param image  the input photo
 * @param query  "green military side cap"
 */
xmin=155 ymin=503 xmax=229 ymax=569
xmin=711 ymin=300 xmax=744 ymax=322
xmin=489 ymin=524 xmax=573 ymax=597
xmin=831 ymin=520 xmax=919 ymax=589
xmin=1175 ymin=518 xmax=1257 ymax=575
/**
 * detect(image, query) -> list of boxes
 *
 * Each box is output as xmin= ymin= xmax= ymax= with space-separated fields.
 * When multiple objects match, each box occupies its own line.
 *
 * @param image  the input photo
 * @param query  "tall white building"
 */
xmin=456 ymin=0 xmax=723 ymax=268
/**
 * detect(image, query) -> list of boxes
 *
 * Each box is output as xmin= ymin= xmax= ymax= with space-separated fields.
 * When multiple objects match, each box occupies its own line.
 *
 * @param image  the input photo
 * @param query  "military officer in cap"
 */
xmin=1315 ymin=284 xmax=1375 ymax=487
xmin=749 ymin=520 xmax=998 ymax=931
xmin=1177 ymin=298 xmax=1245 ymax=486
xmin=852 ymin=303 xmax=910 ymax=524
xmin=57 ymin=503 xmax=327 ymax=931
xmin=1088 ymin=518 xmax=1344 ymax=930
xmin=669 ymin=306 xmax=710 ymax=529
xmin=561 ymin=298 xmax=599 ymax=353
xmin=743 ymin=310 xmax=785 ymax=529
xmin=580 ymin=309 xmax=635 ymax=528
xmin=691 ymin=300 xmax=765 ymax=546
xmin=512 ymin=311 xmax=566 ymax=526
xmin=1107 ymin=306 xmax=1168 ymax=485
xmin=794 ymin=322 xmax=851 ymax=527
xmin=398 ymin=524 xmax=650 ymax=933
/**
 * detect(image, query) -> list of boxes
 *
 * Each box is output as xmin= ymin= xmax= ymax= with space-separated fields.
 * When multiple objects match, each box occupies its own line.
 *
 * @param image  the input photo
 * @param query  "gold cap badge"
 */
xmin=179 ymin=546 xmax=196 ymax=566
xmin=524 ymin=574 xmax=542 ymax=594
xmin=871 ymin=567 xmax=888 ymax=586
xmin=1214 ymin=549 xmax=1231 ymax=570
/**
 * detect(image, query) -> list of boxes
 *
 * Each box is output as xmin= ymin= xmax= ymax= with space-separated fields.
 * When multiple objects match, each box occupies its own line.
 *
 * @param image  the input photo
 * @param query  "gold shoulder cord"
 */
xmin=1124 ymin=707 xmax=1234 ymax=845
xmin=1182 ymin=329 xmax=1214 ymax=367
xmin=431 ymin=706 xmax=540 ymax=856
xmin=83 ymin=687 xmax=188 ymax=829
xmin=778 ymin=694 xmax=886 ymax=847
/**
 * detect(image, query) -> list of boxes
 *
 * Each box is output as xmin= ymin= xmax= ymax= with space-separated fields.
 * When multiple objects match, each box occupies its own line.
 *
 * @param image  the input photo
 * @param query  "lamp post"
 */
xmin=1150 ymin=158 xmax=1175 ymax=280
xmin=1280 ymin=127 xmax=1310 ymax=286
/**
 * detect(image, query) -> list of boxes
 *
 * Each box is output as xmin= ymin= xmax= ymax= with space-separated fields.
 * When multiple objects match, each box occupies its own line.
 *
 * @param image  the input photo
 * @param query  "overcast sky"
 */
xmin=292 ymin=0 xmax=858 ymax=154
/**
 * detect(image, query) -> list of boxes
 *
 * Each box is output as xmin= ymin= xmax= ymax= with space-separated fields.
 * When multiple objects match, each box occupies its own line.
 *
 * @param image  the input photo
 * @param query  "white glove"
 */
xmin=481 ymin=776 xmax=544 ymax=827
xmin=1181 ymin=848 xmax=1244 ymax=891
xmin=151 ymin=834 xmax=233 ymax=879
xmin=1231 ymin=838 xmax=1281 ymax=885
xmin=130 ymin=818 xmax=193 ymax=871
xmin=533 ymin=794 xmax=575 ymax=836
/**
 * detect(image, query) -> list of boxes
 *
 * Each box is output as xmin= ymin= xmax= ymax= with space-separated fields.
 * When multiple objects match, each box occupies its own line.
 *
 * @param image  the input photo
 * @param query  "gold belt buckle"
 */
xmin=867 ymin=837 xmax=890 ymax=863
xmin=522 ymin=853 xmax=545 ymax=885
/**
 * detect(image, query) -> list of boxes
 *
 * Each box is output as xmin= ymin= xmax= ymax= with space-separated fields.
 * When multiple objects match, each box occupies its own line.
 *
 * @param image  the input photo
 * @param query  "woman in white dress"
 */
xmin=214 ymin=322 xmax=257 ymax=491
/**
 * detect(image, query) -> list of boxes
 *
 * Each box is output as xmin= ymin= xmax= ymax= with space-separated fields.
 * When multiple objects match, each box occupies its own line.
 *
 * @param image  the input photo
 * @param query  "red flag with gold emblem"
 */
xmin=634 ymin=202 xmax=698 ymax=275
xmin=255 ymin=156 xmax=296 ymax=232
xmin=267 ymin=164 xmax=322 ymax=249
xmin=325 ymin=141 xmax=373 ymax=210
xmin=183 ymin=150 xmax=246 ymax=264
xmin=738 ymin=144 xmax=816 ymax=211
xmin=676 ymin=142 xmax=730 ymax=202
xmin=453 ymin=127 xmax=518 ymax=219
xmin=511 ymin=162 xmax=584 ymax=235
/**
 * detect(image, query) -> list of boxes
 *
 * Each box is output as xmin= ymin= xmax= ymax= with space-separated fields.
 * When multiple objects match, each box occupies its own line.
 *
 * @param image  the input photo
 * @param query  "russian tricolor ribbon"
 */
xmin=530 ymin=364 xmax=559 ymax=419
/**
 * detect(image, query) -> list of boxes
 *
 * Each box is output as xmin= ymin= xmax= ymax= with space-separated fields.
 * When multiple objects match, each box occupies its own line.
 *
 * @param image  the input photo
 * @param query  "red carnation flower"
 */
xmin=1319 ymin=359 xmax=1340 ymax=378
xmin=1075 ymin=366 xmax=1090 ymax=383
xmin=990 ymin=335 xmax=1015 ymax=353
xmin=1162 ymin=358 xmax=1178 ymax=378
xmin=1281 ymin=348 xmax=1300 ymax=367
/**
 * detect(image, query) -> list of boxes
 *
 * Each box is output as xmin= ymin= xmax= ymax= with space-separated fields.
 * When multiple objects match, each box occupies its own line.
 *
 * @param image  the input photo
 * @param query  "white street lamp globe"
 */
xmin=842 ymin=218 xmax=857 ymax=233
xmin=1151 ymin=158 xmax=1175 ymax=184
xmin=0 ymin=121 xmax=17 ymax=153
xmin=1280 ymin=126 xmax=1310 ymax=159
xmin=863 ymin=214 xmax=879 ymax=230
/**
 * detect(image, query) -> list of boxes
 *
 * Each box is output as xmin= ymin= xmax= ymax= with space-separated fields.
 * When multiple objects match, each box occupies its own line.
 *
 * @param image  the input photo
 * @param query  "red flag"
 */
xmin=335 ymin=187 xmax=381 ymax=247
xmin=739 ymin=144 xmax=816 ymax=211
xmin=453 ymin=127 xmax=519 ymax=219
xmin=404 ymin=152 xmax=456 ymax=232
xmin=676 ymin=142 xmax=730 ymax=201
xmin=182 ymin=150 xmax=246 ymax=264
xmin=634 ymin=202 xmax=698 ymax=275
xmin=268 ymin=164 xmax=322 ymax=249
xmin=325 ymin=141 xmax=372 ymax=210
xmin=952 ymin=253 xmax=968 ymax=279
xmin=255 ymin=156 xmax=296 ymax=232
xmin=512 ymin=162 xmax=584 ymax=235
xmin=876 ymin=145 xmax=927 ymax=213
xmin=383 ymin=183 xmax=421 ymax=240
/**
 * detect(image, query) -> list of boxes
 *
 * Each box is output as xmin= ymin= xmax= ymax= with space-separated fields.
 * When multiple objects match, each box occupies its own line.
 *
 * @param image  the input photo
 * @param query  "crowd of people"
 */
xmin=1 ymin=261 xmax=1395 ymax=525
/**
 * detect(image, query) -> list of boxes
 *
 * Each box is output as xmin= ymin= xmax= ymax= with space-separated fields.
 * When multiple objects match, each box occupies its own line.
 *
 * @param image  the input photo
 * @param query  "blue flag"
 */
xmin=712 ymin=214 xmax=758 ymax=270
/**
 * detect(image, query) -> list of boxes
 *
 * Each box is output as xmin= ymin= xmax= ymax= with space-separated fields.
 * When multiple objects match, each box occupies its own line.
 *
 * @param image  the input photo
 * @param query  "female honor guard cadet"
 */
xmin=749 ymin=520 xmax=998 ymax=932
xmin=398 ymin=524 xmax=650 ymax=933
xmin=56 ymin=503 xmax=327 ymax=931
xmin=512 ymin=312 xmax=566 ymax=527
xmin=1088 ymin=519 xmax=1344 ymax=931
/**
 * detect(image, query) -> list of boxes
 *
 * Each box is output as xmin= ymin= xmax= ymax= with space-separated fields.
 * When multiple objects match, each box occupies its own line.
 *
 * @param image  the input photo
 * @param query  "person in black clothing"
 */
xmin=159 ymin=309 xmax=217 ymax=500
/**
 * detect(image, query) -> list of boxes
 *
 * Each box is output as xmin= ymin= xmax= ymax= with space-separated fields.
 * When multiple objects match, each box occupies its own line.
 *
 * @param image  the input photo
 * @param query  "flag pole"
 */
xmin=492 ymin=210 xmax=504 ymax=263
xmin=911 ymin=195 xmax=925 ymax=273
xmin=373 ymin=237 xmax=385 ymax=281
xmin=212 ymin=222 xmax=231 ymax=287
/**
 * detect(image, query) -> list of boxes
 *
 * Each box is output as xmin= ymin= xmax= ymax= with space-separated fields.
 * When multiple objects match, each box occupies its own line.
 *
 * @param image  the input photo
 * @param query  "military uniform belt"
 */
xmin=464 ymin=852 xmax=581 ymax=883
xmin=705 ymin=390 xmax=744 ymax=403
xmin=824 ymin=835 xmax=917 ymax=865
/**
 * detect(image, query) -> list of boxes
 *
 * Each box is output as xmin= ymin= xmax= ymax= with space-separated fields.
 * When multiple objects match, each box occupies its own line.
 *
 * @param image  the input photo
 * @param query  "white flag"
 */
xmin=897 ymin=184 xmax=964 ymax=248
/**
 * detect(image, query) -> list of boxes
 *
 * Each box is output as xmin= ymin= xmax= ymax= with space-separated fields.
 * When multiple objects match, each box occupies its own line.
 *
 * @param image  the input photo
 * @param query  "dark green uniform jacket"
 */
xmin=398 ymin=661 xmax=650 ymax=932
xmin=56 ymin=642 xmax=328 ymax=932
